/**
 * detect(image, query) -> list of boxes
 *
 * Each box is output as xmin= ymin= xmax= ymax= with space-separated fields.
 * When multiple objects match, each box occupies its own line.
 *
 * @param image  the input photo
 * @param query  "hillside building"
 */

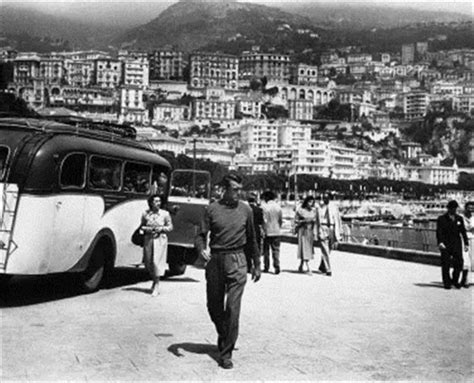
xmin=148 ymin=49 xmax=184 ymax=81
xmin=239 ymin=51 xmax=291 ymax=83
xmin=94 ymin=58 xmax=122 ymax=89
xmin=189 ymin=52 xmax=238 ymax=90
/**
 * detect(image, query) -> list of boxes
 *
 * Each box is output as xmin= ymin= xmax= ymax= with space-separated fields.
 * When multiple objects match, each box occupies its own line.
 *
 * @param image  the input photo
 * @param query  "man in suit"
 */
xmin=436 ymin=200 xmax=469 ymax=289
xmin=261 ymin=190 xmax=283 ymax=274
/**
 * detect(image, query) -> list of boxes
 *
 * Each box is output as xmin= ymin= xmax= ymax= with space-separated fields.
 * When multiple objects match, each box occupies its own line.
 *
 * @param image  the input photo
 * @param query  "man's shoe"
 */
xmin=220 ymin=359 xmax=233 ymax=369
xmin=453 ymin=283 xmax=462 ymax=289
xmin=444 ymin=285 xmax=452 ymax=290
xmin=274 ymin=267 xmax=280 ymax=275
xmin=326 ymin=272 xmax=332 ymax=276
xmin=462 ymin=284 xmax=470 ymax=289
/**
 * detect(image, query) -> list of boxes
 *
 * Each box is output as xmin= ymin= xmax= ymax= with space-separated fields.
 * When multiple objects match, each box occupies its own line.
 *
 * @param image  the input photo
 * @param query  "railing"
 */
xmin=341 ymin=222 xmax=439 ymax=253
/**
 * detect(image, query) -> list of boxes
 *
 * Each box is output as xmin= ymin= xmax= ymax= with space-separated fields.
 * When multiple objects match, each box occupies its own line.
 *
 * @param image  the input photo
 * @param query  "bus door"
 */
xmin=49 ymin=152 xmax=88 ymax=271
xmin=0 ymin=182 xmax=19 ymax=270
xmin=167 ymin=170 xmax=211 ymax=249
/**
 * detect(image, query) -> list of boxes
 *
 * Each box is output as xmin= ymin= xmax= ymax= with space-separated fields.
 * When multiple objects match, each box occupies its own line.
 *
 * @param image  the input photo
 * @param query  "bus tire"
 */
xmin=166 ymin=261 xmax=186 ymax=277
xmin=80 ymin=243 xmax=107 ymax=293
xmin=0 ymin=275 xmax=12 ymax=292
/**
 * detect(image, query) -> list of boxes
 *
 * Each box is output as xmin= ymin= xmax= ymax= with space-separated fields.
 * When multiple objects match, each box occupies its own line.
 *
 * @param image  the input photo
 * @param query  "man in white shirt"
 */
xmin=261 ymin=190 xmax=283 ymax=274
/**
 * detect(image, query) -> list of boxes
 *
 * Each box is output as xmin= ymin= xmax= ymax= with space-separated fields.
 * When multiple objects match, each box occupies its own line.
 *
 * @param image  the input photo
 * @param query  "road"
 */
xmin=1 ymin=243 xmax=472 ymax=381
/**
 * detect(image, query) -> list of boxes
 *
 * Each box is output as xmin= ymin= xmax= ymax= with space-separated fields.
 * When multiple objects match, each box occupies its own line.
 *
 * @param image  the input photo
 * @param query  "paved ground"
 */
xmin=1 ymin=243 xmax=472 ymax=381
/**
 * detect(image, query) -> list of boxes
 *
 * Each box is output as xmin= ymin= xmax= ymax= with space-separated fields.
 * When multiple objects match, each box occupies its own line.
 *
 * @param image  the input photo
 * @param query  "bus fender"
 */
xmin=68 ymin=228 xmax=117 ymax=273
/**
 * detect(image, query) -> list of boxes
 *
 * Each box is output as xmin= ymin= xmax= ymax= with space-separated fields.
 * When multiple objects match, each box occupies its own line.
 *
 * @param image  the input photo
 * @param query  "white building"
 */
xmin=152 ymin=103 xmax=189 ymax=123
xmin=120 ymin=51 xmax=149 ymax=89
xmin=291 ymin=63 xmax=318 ymax=85
xmin=136 ymin=128 xmax=186 ymax=154
xmin=403 ymin=91 xmax=430 ymax=120
xmin=288 ymin=99 xmax=313 ymax=120
xmin=119 ymin=86 xmax=148 ymax=125
xmin=192 ymin=99 xmax=236 ymax=120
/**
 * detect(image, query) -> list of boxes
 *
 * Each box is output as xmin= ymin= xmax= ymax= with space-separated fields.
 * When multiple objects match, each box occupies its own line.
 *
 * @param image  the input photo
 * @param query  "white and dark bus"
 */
xmin=0 ymin=117 xmax=209 ymax=292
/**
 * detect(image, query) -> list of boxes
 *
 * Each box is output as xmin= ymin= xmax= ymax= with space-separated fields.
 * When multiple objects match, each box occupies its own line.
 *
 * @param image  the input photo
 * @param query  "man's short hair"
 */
xmin=221 ymin=171 xmax=243 ymax=188
xmin=447 ymin=200 xmax=459 ymax=209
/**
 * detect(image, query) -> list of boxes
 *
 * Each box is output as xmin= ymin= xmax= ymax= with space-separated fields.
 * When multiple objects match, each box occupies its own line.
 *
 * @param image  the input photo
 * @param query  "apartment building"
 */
xmin=152 ymin=103 xmax=189 ymax=123
xmin=277 ymin=84 xmax=336 ymax=106
xmin=12 ymin=54 xmax=40 ymax=84
xmin=192 ymin=99 xmax=236 ymax=120
xmin=39 ymin=57 xmax=64 ymax=85
xmin=185 ymin=141 xmax=235 ymax=166
xmin=241 ymin=121 xmax=279 ymax=158
xmin=236 ymin=95 xmax=263 ymax=118
xmin=94 ymin=58 xmax=122 ymax=89
xmin=291 ymin=63 xmax=318 ymax=85
xmin=148 ymin=49 xmax=184 ymax=81
xmin=239 ymin=51 xmax=291 ymax=83
xmin=119 ymin=86 xmax=148 ymax=125
xmin=288 ymin=99 xmax=313 ymax=121
xmin=119 ymin=50 xmax=149 ymax=89
xmin=64 ymin=60 xmax=94 ymax=87
xmin=346 ymin=53 xmax=372 ymax=64
xmin=137 ymin=128 xmax=186 ymax=154
xmin=401 ymin=44 xmax=415 ymax=65
xmin=190 ymin=52 xmax=238 ymax=90
xmin=403 ymin=91 xmax=430 ymax=120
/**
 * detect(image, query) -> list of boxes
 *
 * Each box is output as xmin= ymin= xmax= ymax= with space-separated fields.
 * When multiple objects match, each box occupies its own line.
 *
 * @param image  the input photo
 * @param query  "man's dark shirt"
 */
xmin=195 ymin=199 xmax=260 ymax=266
xmin=436 ymin=213 xmax=468 ymax=253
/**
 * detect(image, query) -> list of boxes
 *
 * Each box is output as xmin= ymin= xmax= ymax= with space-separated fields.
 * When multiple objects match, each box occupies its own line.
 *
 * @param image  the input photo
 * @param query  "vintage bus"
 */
xmin=0 ymin=117 xmax=209 ymax=292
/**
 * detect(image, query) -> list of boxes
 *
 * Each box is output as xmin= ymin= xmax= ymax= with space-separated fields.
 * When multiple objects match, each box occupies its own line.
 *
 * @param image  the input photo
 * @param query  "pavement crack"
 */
xmin=75 ymin=354 xmax=80 ymax=364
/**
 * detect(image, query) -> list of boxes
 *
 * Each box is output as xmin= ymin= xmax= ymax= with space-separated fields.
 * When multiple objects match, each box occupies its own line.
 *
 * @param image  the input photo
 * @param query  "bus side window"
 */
xmin=60 ymin=153 xmax=86 ymax=189
xmin=124 ymin=162 xmax=151 ymax=194
xmin=89 ymin=156 xmax=122 ymax=191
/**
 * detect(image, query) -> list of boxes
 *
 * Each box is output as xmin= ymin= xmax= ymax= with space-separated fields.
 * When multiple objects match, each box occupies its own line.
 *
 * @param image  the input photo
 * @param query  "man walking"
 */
xmin=261 ymin=190 xmax=283 ymax=274
xmin=317 ymin=193 xmax=342 ymax=276
xmin=195 ymin=172 xmax=261 ymax=369
xmin=436 ymin=200 xmax=469 ymax=289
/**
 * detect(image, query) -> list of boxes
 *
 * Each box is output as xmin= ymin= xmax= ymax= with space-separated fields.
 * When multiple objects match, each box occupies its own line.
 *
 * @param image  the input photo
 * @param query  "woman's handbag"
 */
xmin=131 ymin=226 xmax=145 ymax=247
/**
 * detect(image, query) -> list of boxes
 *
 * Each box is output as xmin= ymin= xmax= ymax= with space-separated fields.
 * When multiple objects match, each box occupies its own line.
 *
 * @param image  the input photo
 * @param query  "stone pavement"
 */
xmin=1 ymin=243 xmax=472 ymax=381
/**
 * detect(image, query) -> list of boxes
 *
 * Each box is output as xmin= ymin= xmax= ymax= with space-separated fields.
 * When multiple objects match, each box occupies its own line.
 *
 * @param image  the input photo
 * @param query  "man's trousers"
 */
xmin=205 ymin=250 xmax=247 ymax=361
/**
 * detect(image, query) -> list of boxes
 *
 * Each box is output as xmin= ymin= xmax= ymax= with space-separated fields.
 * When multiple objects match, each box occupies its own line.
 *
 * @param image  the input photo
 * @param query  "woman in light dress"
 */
xmin=460 ymin=203 xmax=473 ymax=288
xmin=141 ymin=194 xmax=173 ymax=296
xmin=294 ymin=196 xmax=317 ymax=274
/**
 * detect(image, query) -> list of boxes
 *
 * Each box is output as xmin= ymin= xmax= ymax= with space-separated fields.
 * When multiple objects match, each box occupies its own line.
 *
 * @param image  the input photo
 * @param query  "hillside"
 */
xmin=0 ymin=5 xmax=123 ymax=51
xmin=276 ymin=2 xmax=471 ymax=30
xmin=112 ymin=0 xmax=318 ymax=52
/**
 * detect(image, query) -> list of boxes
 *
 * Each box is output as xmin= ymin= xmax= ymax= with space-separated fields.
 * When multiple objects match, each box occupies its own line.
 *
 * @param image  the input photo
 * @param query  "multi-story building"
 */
xmin=190 ymin=52 xmax=238 ymax=90
xmin=401 ymin=44 xmax=415 ymax=65
xmin=152 ymin=103 xmax=189 ymax=123
xmin=148 ymin=49 xmax=184 ymax=81
xmin=120 ymin=50 xmax=149 ymax=89
xmin=239 ymin=51 xmax=291 ymax=84
xmin=346 ymin=53 xmax=372 ymax=64
xmin=119 ymin=86 xmax=148 ymax=125
xmin=137 ymin=128 xmax=186 ymax=154
xmin=288 ymin=99 xmax=313 ymax=121
xmin=94 ymin=58 xmax=122 ymax=89
xmin=39 ymin=57 xmax=64 ymax=84
xmin=403 ymin=91 xmax=430 ymax=120
xmin=416 ymin=42 xmax=429 ymax=58
xmin=236 ymin=94 xmax=263 ymax=118
xmin=418 ymin=165 xmax=458 ymax=185
xmin=454 ymin=94 xmax=474 ymax=115
xmin=192 ymin=99 xmax=236 ymax=120
xmin=64 ymin=60 xmax=94 ymax=87
xmin=184 ymin=141 xmax=235 ymax=166
xmin=291 ymin=63 xmax=318 ymax=85
xmin=12 ymin=54 xmax=40 ymax=84
xmin=278 ymin=122 xmax=312 ymax=147
xmin=241 ymin=121 xmax=279 ymax=158
xmin=430 ymin=80 xmax=463 ymax=96
xmin=401 ymin=142 xmax=422 ymax=160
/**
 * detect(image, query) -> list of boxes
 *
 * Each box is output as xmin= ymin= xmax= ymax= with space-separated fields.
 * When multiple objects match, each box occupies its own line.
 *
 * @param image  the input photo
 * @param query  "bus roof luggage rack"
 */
xmin=40 ymin=115 xmax=137 ymax=139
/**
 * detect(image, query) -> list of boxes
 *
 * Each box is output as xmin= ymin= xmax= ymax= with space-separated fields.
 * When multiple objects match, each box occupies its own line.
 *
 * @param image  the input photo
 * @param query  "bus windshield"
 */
xmin=0 ymin=146 xmax=9 ymax=181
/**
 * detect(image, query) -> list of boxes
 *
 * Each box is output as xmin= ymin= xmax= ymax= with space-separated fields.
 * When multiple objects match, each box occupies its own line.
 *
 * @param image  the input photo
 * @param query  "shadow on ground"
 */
xmin=168 ymin=342 xmax=220 ymax=363
xmin=0 ymin=267 xmax=196 ymax=308
xmin=413 ymin=281 xmax=472 ymax=289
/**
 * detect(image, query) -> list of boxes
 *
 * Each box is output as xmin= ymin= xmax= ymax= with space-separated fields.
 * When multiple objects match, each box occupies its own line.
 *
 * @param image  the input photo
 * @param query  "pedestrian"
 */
xmin=248 ymin=192 xmax=264 ymax=270
xmin=261 ymin=190 xmax=283 ymax=274
xmin=316 ymin=193 xmax=342 ymax=276
xmin=141 ymin=194 xmax=173 ymax=296
xmin=294 ymin=195 xmax=316 ymax=274
xmin=195 ymin=172 xmax=261 ymax=369
xmin=436 ymin=200 xmax=469 ymax=289
xmin=460 ymin=202 xmax=473 ymax=288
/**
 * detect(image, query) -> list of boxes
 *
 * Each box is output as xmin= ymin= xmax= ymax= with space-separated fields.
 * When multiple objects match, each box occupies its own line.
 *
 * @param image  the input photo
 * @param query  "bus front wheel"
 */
xmin=80 ymin=244 xmax=107 ymax=293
